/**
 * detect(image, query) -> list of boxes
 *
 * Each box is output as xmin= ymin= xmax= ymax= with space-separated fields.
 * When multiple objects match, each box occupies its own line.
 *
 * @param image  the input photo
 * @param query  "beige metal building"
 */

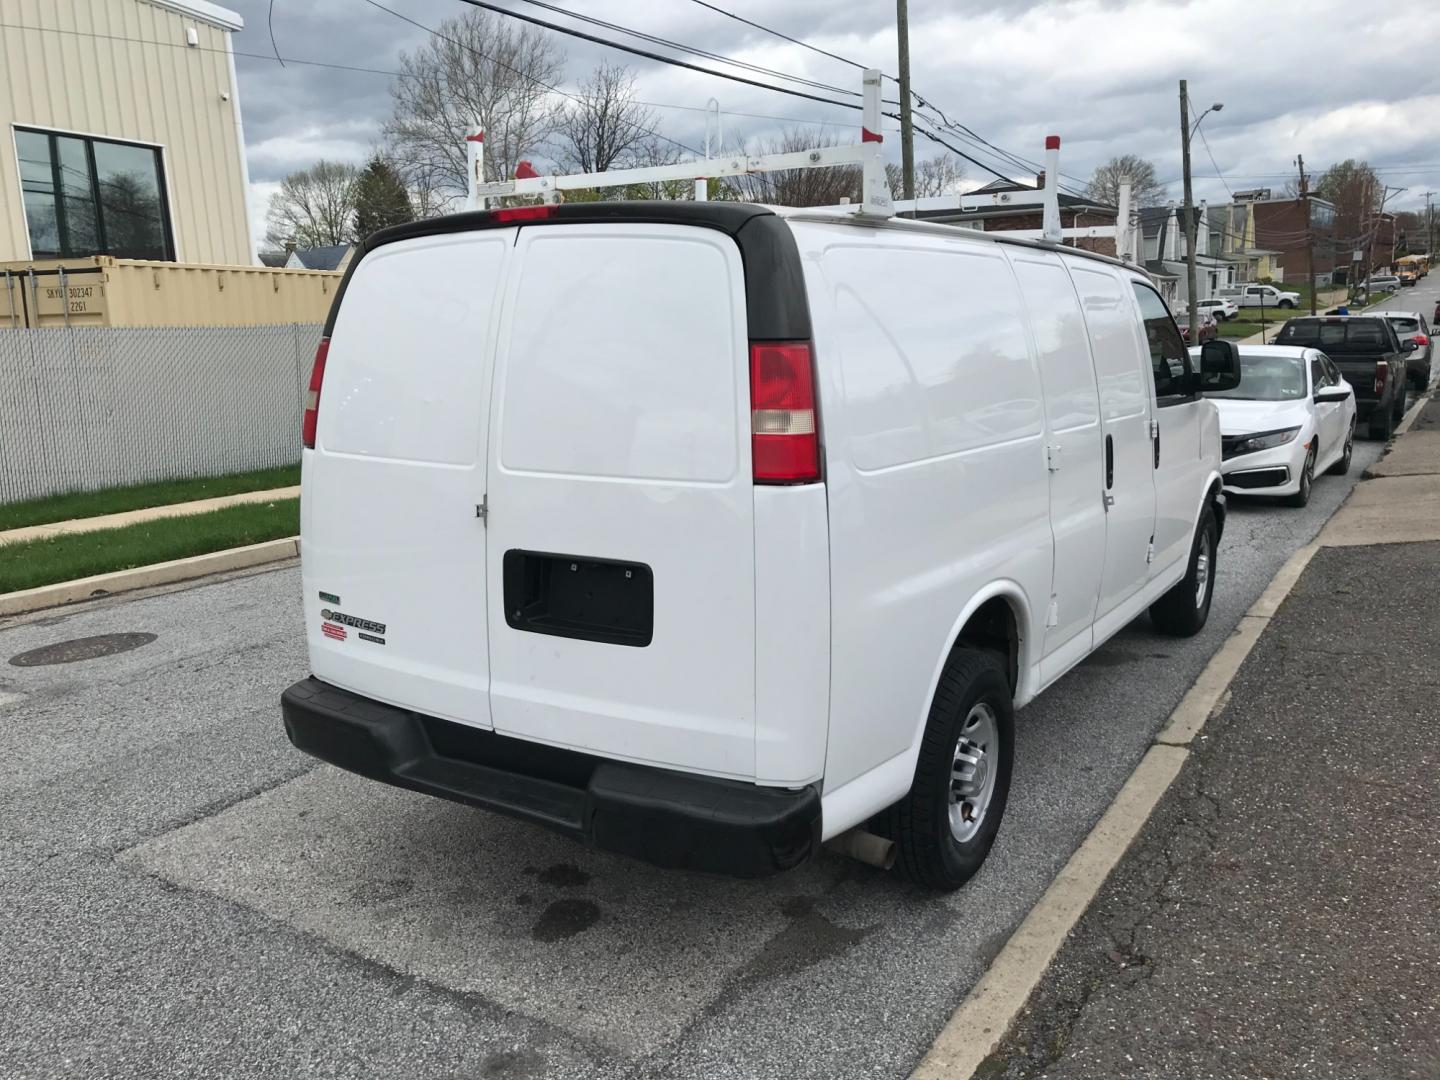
xmin=0 ymin=0 xmax=255 ymax=268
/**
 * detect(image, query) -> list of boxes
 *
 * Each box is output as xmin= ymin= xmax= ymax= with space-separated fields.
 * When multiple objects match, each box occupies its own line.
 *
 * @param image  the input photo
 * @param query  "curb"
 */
xmin=0 ymin=537 xmax=299 ymax=618
xmin=910 ymin=541 xmax=1322 ymax=1080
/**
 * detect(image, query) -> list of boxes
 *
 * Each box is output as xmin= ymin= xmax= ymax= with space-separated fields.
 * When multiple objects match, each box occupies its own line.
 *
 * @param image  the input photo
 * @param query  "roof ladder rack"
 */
xmin=468 ymin=70 xmax=894 ymax=221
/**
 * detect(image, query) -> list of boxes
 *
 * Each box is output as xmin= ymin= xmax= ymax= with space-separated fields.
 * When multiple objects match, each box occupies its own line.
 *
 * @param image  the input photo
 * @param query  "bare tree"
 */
xmin=264 ymin=160 xmax=358 ymax=249
xmin=886 ymin=153 xmax=965 ymax=199
xmin=384 ymin=8 xmax=564 ymax=208
xmin=553 ymin=61 xmax=657 ymax=174
xmin=1086 ymin=155 xmax=1166 ymax=208
xmin=724 ymin=128 xmax=860 ymax=207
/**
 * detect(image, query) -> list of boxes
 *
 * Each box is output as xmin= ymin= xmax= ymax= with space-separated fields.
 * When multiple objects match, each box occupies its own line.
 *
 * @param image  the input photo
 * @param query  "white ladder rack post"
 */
xmin=471 ymin=70 xmax=895 ymax=222
xmin=1041 ymin=135 xmax=1062 ymax=243
xmin=465 ymin=127 xmax=485 ymax=211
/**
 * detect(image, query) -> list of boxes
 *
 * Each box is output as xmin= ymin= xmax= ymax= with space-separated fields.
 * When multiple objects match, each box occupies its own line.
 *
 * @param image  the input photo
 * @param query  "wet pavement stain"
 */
xmin=740 ymin=903 xmax=876 ymax=986
xmin=533 ymin=863 xmax=591 ymax=888
xmin=530 ymin=898 xmax=601 ymax=941
xmin=9 ymin=632 xmax=157 ymax=667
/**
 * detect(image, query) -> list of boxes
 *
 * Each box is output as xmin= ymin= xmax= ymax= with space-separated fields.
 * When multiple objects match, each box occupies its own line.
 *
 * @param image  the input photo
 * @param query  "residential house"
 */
xmin=1207 ymin=201 xmax=1285 ymax=284
xmin=1 ymin=0 xmax=255 ymax=266
xmin=909 ymin=177 xmax=1121 ymax=257
xmin=1139 ymin=202 xmax=1236 ymax=306
xmin=1251 ymin=195 xmax=1338 ymax=286
xmin=285 ymin=244 xmax=354 ymax=273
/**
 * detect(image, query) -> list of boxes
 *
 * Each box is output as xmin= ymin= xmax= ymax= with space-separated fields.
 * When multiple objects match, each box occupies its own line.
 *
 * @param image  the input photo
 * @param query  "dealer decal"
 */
xmin=321 ymin=622 xmax=347 ymax=641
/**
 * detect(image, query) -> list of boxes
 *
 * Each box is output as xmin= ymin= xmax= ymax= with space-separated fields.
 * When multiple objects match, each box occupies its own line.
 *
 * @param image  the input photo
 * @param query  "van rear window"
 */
xmin=1276 ymin=320 xmax=1387 ymax=350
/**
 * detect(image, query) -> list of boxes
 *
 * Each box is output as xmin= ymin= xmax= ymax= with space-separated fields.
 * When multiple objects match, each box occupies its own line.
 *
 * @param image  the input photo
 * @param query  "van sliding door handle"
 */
xmin=1104 ymin=434 xmax=1114 ymax=489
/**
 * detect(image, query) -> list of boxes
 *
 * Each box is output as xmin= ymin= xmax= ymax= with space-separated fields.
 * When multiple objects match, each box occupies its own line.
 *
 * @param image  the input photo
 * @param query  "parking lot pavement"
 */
xmin=980 ymin=540 xmax=1440 ymax=1079
xmin=0 ymin=438 xmax=1389 ymax=1079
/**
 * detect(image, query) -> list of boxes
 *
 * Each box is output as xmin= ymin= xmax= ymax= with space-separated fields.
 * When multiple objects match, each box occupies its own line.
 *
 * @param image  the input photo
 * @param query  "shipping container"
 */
xmin=0 ymin=257 xmax=340 ymax=328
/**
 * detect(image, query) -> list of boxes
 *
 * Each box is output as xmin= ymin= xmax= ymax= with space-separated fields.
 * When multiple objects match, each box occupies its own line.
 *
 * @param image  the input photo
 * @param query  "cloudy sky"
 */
xmin=227 ymin=0 xmax=1440 ymax=248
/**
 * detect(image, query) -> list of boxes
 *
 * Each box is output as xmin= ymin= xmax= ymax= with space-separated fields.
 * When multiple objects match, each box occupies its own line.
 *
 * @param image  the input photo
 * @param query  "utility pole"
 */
xmin=1298 ymin=154 xmax=1316 ymax=315
xmin=896 ymin=0 xmax=915 ymax=207
xmin=1425 ymin=190 xmax=1436 ymax=257
xmin=1180 ymin=80 xmax=1199 ymax=342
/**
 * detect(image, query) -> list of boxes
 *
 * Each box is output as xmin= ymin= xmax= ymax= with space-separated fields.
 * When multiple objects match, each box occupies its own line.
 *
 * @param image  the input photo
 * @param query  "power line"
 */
xmin=509 ymin=0 xmax=859 ymax=99
xmin=683 ymin=0 xmax=884 ymax=76
xmin=1195 ymin=125 xmax=1232 ymax=199
xmin=0 ymin=19 xmax=410 ymax=77
xmin=454 ymin=0 xmax=865 ymax=111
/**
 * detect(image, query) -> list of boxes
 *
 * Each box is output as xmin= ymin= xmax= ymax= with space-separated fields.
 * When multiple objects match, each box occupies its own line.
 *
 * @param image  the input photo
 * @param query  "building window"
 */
xmin=15 ymin=127 xmax=174 ymax=261
xmin=1309 ymin=202 xmax=1335 ymax=229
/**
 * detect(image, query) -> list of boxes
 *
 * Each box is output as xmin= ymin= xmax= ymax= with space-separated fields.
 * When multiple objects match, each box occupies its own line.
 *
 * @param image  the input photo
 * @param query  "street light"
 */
xmin=1180 ymin=83 xmax=1223 ymax=341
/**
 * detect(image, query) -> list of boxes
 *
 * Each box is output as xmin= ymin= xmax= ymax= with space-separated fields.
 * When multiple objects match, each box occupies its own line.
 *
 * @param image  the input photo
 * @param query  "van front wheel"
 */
xmin=887 ymin=649 xmax=1014 ymax=891
xmin=1149 ymin=504 xmax=1218 ymax=637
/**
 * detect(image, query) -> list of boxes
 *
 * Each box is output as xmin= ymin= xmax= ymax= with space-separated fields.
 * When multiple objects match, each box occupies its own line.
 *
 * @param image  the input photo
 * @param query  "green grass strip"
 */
xmin=0 ymin=464 xmax=300 ymax=533
xmin=0 ymin=498 xmax=299 ymax=594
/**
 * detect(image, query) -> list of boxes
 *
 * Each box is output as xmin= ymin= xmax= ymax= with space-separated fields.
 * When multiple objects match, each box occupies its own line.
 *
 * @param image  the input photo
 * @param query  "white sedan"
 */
xmin=1192 ymin=345 xmax=1357 ymax=507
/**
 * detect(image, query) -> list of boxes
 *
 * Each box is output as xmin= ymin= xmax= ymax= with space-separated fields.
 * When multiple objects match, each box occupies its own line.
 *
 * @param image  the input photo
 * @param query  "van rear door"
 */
xmin=302 ymin=230 xmax=514 ymax=728
xmin=485 ymin=222 xmax=757 ymax=779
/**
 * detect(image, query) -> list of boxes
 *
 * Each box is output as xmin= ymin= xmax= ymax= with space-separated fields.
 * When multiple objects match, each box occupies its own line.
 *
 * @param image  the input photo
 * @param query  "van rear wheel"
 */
xmin=1149 ymin=504 xmax=1217 ymax=637
xmin=886 ymin=649 xmax=1013 ymax=891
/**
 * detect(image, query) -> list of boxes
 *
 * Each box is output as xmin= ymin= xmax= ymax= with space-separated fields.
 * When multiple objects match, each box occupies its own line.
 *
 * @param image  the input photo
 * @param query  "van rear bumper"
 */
xmin=281 ymin=677 xmax=820 ymax=878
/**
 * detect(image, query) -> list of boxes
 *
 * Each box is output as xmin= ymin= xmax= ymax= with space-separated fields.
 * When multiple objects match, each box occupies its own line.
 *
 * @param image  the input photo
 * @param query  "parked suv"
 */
xmin=1274 ymin=316 xmax=1408 ymax=438
xmin=281 ymin=202 xmax=1240 ymax=890
xmin=1370 ymin=310 xmax=1434 ymax=390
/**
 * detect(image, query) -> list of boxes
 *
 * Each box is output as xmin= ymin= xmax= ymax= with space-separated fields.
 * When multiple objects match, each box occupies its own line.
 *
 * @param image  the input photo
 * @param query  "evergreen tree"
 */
xmin=352 ymin=158 xmax=415 ymax=241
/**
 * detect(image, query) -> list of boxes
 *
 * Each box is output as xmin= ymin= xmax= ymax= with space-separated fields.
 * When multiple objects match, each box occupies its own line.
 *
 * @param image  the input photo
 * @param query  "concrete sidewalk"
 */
xmin=0 ymin=486 xmax=300 ymax=546
xmin=980 ymin=398 xmax=1440 ymax=1078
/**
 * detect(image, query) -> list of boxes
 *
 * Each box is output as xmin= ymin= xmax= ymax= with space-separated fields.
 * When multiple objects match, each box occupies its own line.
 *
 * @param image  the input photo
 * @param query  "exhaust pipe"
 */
xmin=824 ymin=828 xmax=896 ymax=870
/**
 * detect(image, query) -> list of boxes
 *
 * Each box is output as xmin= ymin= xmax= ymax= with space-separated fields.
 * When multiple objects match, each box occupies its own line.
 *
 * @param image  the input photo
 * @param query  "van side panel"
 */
xmin=1006 ymin=250 xmax=1107 ymax=683
xmin=302 ymin=231 xmax=513 ymax=727
xmin=484 ymin=224 xmax=758 ymax=780
xmin=798 ymin=222 xmax=1052 ymax=794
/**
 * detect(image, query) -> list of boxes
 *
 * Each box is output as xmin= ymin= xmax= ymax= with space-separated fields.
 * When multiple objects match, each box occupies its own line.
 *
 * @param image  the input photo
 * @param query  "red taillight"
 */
xmin=1414 ymin=333 xmax=1430 ymax=347
xmin=493 ymin=205 xmax=555 ymax=224
xmin=750 ymin=342 xmax=819 ymax=484
xmin=302 ymin=337 xmax=329 ymax=449
xmin=1374 ymin=363 xmax=1387 ymax=396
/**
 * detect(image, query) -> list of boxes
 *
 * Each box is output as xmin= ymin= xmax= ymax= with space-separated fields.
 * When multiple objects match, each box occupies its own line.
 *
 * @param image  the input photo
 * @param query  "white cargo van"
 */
xmin=282 ymin=202 xmax=1240 ymax=889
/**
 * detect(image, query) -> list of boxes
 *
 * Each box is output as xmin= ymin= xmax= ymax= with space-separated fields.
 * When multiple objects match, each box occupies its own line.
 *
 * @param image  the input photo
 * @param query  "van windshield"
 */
xmin=1275 ymin=319 xmax=1388 ymax=352
xmin=1207 ymin=353 xmax=1307 ymax=401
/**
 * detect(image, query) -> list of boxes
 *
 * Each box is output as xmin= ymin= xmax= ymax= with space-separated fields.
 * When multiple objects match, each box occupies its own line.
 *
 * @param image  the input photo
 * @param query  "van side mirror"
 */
xmin=1199 ymin=339 xmax=1242 ymax=392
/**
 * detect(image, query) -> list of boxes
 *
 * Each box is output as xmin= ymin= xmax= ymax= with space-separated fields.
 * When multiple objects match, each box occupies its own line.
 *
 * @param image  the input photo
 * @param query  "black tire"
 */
xmin=887 ymin=649 xmax=1014 ymax=891
xmin=1279 ymin=299 xmax=1295 ymax=309
xmin=1285 ymin=448 xmax=1315 ymax=507
xmin=1327 ymin=419 xmax=1354 ymax=475
xmin=1394 ymin=384 xmax=1408 ymax=421
xmin=1149 ymin=503 xmax=1217 ymax=637
xmin=1369 ymin=403 xmax=1394 ymax=441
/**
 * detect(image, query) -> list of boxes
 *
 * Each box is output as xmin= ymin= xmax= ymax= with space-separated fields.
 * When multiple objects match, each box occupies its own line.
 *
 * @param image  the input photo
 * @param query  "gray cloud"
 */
xmin=226 ymin=0 xmax=1440 ymax=236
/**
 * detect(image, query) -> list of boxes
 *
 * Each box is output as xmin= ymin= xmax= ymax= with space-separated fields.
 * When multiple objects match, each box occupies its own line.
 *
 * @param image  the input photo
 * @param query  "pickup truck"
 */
xmin=1274 ymin=316 xmax=1409 ymax=439
xmin=1221 ymin=283 xmax=1301 ymax=309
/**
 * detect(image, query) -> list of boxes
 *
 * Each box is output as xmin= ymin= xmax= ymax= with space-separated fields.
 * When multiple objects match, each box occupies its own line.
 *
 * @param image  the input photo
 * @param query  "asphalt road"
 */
xmin=0 ymin=387 xmax=1412 ymax=1079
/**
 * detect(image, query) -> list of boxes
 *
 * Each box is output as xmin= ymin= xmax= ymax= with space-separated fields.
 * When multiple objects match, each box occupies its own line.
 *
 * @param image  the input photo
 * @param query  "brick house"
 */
xmin=910 ymin=177 xmax=1120 ymax=257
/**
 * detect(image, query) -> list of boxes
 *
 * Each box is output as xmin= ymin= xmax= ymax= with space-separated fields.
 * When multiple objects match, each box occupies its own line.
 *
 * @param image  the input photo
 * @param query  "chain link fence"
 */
xmin=0 ymin=324 xmax=321 ymax=505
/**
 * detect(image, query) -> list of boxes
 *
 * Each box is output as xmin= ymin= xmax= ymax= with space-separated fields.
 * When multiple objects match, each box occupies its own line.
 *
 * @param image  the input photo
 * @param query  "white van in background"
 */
xmin=282 ymin=202 xmax=1241 ymax=890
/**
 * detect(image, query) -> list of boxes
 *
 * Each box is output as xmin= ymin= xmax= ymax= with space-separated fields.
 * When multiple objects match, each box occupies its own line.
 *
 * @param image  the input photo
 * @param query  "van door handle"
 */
xmin=1150 ymin=419 xmax=1161 ymax=468
xmin=1105 ymin=434 xmax=1114 ymax=489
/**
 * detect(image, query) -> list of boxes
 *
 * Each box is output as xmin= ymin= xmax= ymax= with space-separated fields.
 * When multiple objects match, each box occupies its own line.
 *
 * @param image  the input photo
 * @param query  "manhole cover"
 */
xmin=9 ymin=632 xmax=157 ymax=667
